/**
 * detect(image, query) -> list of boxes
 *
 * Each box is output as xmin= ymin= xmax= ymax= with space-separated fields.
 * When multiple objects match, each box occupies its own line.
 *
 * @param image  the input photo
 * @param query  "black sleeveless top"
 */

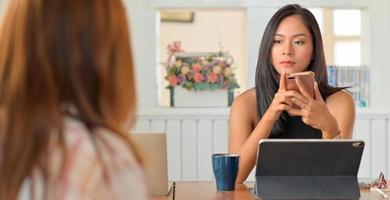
xmin=269 ymin=115 xmax=322 ymax=139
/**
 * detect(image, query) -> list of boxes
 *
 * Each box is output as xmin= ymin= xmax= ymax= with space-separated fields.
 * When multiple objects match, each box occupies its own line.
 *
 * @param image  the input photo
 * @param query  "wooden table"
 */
xmin=152 ymin=181 xmax=389 ymax=200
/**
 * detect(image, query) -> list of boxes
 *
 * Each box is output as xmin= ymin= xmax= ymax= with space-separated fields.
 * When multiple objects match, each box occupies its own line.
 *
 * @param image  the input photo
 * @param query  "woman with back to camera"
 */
xmin=0 ymin=0 xmax=147 ymax=199
xmin=229 ymin=4 xmax=355 ymax=183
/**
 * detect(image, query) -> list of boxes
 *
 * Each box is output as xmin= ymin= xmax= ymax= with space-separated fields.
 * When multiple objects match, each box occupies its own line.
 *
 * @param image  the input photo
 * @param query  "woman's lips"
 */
xmin=280 ymin=61 xmax=295 ymax=67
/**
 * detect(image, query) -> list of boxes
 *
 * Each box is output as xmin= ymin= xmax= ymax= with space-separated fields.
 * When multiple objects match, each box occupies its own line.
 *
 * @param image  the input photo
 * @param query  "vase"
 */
xmin=170 ymin=87 xmax=232 ymax=107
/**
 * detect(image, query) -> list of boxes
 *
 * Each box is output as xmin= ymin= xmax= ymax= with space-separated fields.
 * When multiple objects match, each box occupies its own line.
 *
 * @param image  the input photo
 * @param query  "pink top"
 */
xmin=18 ymin=116 xmax=148 ymax=200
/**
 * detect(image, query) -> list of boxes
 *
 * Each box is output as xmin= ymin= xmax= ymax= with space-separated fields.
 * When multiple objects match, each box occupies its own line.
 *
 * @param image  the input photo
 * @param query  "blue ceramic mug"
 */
xmin=212 ymin=153 xmax=240 ymax=191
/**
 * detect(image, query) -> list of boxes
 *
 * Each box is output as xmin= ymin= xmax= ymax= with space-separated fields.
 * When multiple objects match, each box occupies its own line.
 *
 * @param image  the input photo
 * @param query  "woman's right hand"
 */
xmin=263 ymin=70 xmax=304 ymax=122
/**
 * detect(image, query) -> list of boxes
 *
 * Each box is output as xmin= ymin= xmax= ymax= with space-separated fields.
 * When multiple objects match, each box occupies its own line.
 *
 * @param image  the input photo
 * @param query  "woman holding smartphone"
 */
xmin=229 ymin=4 xmax=355 ymax=183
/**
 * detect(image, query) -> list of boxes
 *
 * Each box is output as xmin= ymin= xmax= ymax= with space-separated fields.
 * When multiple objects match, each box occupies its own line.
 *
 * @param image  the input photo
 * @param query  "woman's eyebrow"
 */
xmin=274 ymin=33 xmax=307 ymax=37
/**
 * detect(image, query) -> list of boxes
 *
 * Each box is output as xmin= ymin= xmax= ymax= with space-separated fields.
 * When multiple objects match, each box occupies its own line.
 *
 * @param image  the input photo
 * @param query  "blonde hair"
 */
xmin=0 ymin=0 xmax=139 ymax=198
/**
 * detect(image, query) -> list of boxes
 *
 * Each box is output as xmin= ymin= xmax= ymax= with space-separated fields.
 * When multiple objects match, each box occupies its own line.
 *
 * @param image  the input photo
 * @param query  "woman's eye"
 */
xmin=294 ymin=41 xmax=305 ymax=45
xmin=273 ymin=40 xmax=282 ymax=44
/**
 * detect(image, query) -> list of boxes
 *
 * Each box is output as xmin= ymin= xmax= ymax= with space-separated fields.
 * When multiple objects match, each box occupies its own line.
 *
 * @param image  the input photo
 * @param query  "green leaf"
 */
xmin=194 ymin=83 xmax=208 ymax=91
xmin=175 ymin=67 xmax=181 ymax=74
xmin=184 ymin=81 xmax=193 ymax=90
xmin=229 ymin=82 xmax=240 ymax=89
xmin=193 ymin=83 xmax=200 ymax=91
xmin=169 ymin=67 xmax=179 ymax=75
xmin=199 ymin=83 xmax=209 ymax=91
xmin=209 ymin=83 xmax=221 ymax=91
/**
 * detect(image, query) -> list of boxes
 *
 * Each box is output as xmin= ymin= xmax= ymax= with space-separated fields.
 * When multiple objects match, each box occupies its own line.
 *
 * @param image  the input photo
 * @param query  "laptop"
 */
xmin=132 ymin=133 xmax=172 ymax=196
xmin=253 ymin=139 xmax=365 ymax=200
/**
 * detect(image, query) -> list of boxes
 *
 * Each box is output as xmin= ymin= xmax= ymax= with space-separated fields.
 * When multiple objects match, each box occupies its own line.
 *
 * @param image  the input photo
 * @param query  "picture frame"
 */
xmin=160 ymin=11 xmax=194 ymax=23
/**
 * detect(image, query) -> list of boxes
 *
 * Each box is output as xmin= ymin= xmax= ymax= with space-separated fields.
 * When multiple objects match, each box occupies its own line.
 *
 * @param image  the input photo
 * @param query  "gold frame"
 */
xmin=161 ymin=11 xmax=194 ymax=23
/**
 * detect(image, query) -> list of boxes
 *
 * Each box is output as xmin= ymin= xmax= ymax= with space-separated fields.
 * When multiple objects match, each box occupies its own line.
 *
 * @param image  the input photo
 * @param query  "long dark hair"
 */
xmin=255 ymin=4 xmax=344 ymax=135
xmin=0 ymin=0 xmax=140 ymax=198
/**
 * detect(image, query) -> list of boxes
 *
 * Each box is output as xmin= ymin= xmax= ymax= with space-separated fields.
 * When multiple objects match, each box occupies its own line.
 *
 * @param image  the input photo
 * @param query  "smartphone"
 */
xmin=286 ymin=71 xmax=315 ymax=98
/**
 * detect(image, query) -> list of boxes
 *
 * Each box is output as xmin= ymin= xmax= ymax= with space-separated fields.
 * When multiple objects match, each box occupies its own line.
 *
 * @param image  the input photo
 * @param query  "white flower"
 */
xmin=181 ymin=66 xmax=190 ymax=75
xmin=213 ymin=65 xmax=222 ymax=74
xmin=224 ymin=68 xmax=232 ymax=76
xmin=175 ymin=60 xmax=182 ymax=67
xmin=218 ymin=57 xmax=226 ymax=62
xmin=201 ymin=60 xmax=209 ymax=66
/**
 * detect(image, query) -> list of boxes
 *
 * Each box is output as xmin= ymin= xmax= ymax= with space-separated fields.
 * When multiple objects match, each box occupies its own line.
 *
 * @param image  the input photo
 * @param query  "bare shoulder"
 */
xmin=326 ymin=90 xmax=354 ymax=107
xmin=325 ymin=90 xmax=355 ymax=117
xmin=230 ymin=88 xmax=259 ymax=126
xmin=325 ymin=90 xmax=355 ymax=139
xmin=231 ymin=88 xmax=257 ymax=112
xmin=233 ymin=88 xmax=256 ymax=105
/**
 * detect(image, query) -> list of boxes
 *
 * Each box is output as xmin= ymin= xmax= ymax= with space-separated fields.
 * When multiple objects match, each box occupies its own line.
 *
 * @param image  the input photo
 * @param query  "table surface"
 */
xmin=151 ymin=181 xmax=389 ymax=200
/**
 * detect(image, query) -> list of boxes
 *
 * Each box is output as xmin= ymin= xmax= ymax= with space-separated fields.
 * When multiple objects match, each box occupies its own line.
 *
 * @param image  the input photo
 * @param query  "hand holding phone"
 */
xmin=286 ymin=71 xmax=315 ymax=98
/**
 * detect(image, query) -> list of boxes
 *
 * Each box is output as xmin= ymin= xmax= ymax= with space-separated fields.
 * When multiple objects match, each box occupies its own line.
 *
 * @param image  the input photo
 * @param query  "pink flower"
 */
xmin=208 ymin=73 xmax=218 ymax=83
xmin=193 ymin=73 xmax=204 ymax=83
xmin=192 ymin=63 xmax=202 ymax=73
xmin=168 ymin=75 xmax=178 ymax=86
xmin=218 ymin=61 xmax=226 ymax=68
xmin=167 ymin=41 xmax=183 ymax=54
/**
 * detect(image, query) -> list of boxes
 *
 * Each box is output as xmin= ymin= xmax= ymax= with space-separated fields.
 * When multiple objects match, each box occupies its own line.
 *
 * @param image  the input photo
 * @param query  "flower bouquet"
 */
xmin=163 ymin=41 xmax=240 ymax=107
xmin=164 ymin=42 xmax=240 ymax=92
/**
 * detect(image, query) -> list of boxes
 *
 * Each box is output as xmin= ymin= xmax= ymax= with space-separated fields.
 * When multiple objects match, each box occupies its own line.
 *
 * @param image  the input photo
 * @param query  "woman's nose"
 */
xmin=282 ymin=43 xmax=293 ymax=56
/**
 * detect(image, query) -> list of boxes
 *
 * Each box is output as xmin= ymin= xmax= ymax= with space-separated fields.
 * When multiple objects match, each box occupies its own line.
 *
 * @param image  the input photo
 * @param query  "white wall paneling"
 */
xmin=387 ymin=119 xmax=390 ymax=178
xmin=197 ymin=119 xmax=213 ymax=180
xmin=370 ymin=119 xmax=387 ymax=177
xmin=134 ymin=113 xmax=390 ymax=181
xmin=181 ymin=120 xmax=198 ymax=180
xmin=133 ymin=119 xmax=151 ymax=132
xmin=212 ymin=119 xmax=229 ymax=154
xmin=353 ymin=119 xmax=371 ymax=178
xmin=166 ymin=120 xmax=182 ymax=180
xmin=150 ymin=119 xmax=166 ymax=133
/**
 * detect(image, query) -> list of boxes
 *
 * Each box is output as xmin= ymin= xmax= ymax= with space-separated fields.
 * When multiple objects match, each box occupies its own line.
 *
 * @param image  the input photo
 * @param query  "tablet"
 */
xmin=255 ymin=139 xmax=364 ymax=176
xmin=253 ymin=139 xmax=365 ymax=199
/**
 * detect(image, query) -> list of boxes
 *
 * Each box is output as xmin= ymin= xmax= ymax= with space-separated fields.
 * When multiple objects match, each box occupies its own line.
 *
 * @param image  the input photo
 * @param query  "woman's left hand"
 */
xmin=287 ymin=78 xmax=339 ymax=136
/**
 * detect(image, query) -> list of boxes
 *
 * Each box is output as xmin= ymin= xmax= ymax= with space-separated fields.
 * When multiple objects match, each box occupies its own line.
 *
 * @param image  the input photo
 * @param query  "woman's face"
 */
xmin=271 ymin=15 xmax=313 ymax=74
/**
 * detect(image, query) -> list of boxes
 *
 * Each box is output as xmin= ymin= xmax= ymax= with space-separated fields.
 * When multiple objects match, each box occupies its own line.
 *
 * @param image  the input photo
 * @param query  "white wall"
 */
xmin=0 ymin=0 xmax=7 ymax=19
xmin=125 ymin=0 xmax=390 ymax=114
xmin=369 ymin=0 xmax=390 ymax=112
